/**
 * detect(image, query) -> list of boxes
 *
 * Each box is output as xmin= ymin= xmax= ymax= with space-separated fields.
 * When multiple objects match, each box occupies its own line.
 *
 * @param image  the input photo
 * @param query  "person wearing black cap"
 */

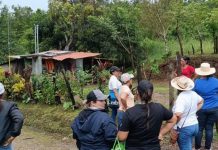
xmin=71 ymin=89 xmax=117 ymax=150
xmin=108 ymin=66 xmax=122 ymax=122
xmin=0 ymin=83 xmax=24 ymax=150
xmin=117 ymin=80 xmax=177 ymax=150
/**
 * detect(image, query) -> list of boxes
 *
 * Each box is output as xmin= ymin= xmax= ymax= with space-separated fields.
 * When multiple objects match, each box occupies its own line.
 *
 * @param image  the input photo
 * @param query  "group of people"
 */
xmin=0 ymin=56 xmax=217 ymax=150
xmin=72 ymin=58 xmax=218 ymax=150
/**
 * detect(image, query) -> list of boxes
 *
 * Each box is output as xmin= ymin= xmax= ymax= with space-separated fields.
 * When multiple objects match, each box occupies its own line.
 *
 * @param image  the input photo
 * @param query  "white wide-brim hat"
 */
xmin=195 ymin=62 xmax=216 ymax=76
xmin=171 ymin=76 xmax=194 ymax=91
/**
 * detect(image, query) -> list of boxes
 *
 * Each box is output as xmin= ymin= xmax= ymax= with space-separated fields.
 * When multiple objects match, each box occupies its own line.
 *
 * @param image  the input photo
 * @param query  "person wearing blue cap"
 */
xmin=71 ymin=89 xmax=117 ymax=150
xmin=0 ymin=83 xmax=24 ymax=150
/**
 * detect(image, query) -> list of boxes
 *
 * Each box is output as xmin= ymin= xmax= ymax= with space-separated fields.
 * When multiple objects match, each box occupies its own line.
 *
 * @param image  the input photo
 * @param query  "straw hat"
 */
xmin=195 ymin=62 xmax=216 ymax=76
xmin=171 ymin=76 xmax=194 ymax=91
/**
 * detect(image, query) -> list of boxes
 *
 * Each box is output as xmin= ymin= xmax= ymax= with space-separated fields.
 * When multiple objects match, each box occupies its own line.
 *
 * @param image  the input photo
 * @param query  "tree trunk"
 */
xmin=216 ymin=121 xmax=218 ymax=133
xmin=192 ymin=44 xmax=195 ymax=55
xmin=61 ymin=68 xmax=75 ymax=107
xmin=168 ymin=62 xmax=175 ymax=110
xmin=199 ymin=35 xmax=203 ymax=54
xmin=136 ymin=64 xmax=142 ymax=84
xmin=215 ymin=36 xmax=218 ymax=54
xmin=176 ymin=20 xmax=184 ymax=56
xmin=163 ymin=34 xmax=168 ymax=52
xmin=176 ymin=52 xmax=181 ymax=76
xmin=130 ymin=54 xmax=135 ymax=72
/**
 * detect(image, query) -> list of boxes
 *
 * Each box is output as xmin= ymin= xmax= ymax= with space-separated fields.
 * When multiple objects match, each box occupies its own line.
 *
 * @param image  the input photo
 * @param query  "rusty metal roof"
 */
xmin=9 ymin=50 xmax=101 ymax=61
xmin=51 ymin=52 xmax=101 ymax=61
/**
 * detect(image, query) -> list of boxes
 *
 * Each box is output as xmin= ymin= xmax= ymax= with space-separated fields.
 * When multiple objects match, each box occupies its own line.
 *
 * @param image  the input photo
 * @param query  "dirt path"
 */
xmin=14 ymin=127 xmax=218 ymax=150
xmin=14 ymin=126 xmax=77 ymax=150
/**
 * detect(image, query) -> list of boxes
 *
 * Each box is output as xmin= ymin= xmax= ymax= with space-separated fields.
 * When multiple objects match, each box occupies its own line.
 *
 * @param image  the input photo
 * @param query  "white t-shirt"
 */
xmin=172 ymin=90 xmax=203 ymax=128
xmin=118 ymin=85 xmax=134 ymax=111
xmin=108 ymin=75 xmax=122 ymax=90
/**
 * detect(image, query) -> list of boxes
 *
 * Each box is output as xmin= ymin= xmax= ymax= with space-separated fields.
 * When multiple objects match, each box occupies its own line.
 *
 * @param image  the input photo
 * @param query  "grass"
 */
xmin=168 ymin=39 xmax=214 ymax=55
xmin=18 ymin=102 xmax=80 ymax=136
xmin=153 ymin=80 xmax=169 ymax=95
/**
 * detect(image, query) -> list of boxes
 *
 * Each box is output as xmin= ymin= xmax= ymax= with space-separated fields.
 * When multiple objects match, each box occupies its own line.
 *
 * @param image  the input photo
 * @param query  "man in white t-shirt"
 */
xmin=117 ymin=73 xmax=134 ymax=126
xmin=108 ymin=66 xmax=122 ymax=122
xmin=171 ymin=76 xmax=203 ymax=150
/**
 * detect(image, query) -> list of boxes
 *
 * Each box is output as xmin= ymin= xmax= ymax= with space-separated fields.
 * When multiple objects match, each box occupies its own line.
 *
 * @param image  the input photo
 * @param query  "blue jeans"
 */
xmin=0 ymin=144 xmax=12 ymax=150
xmin=177 ymin=124 xmax=199 ymax=150
xmin=195 ymin=107 xmax=218 ymax=149
xmin=117 ymin=110 xmax=124 ymax=127
xmin=110 ymin=107 xmax=118 ymax=122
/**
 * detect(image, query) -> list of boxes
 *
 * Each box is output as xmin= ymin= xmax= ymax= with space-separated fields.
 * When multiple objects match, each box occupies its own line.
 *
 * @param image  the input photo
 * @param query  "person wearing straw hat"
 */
xmin=171 ymin=76 xmax=204 ymax=150
xmin=71 ymin=89 xmax=117 ymax=150
xmin=193 ymin=62 xmax=218 ymax=150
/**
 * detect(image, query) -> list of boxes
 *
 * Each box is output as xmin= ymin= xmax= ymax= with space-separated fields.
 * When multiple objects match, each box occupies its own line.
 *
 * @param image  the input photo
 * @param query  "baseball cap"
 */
xmin=0 ymin=83 xmax=5 ymax=95
xmin=121 ymin=73 xmax=134 ymax=83
xmin=86 ymin=89 xmax=108 ymax=103
xmin=110 ymin=66 xmax=120 ymax=74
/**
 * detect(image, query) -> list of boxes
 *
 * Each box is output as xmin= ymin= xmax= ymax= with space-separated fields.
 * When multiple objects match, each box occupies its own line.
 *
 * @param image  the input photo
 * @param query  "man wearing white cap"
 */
xmin=0 ymin=83 xmax=24 ymax=150
xmin=117 ymin=73 xmax=135 ymax=126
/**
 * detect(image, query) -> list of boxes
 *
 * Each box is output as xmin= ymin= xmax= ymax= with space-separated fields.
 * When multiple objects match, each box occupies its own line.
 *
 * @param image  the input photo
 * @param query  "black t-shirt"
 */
xmin=119 ymin=103 xmax=173 ymax=150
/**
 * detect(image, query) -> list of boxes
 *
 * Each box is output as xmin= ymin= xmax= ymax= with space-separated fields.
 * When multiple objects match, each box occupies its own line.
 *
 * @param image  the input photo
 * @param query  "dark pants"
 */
xmin=195 ymin=107 xmax=218 ymax=149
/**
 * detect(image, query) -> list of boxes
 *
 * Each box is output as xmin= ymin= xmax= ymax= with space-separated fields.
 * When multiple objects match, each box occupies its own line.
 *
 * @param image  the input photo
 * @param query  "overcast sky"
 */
xmin=1 ymin=0 xmax=48 ymax=11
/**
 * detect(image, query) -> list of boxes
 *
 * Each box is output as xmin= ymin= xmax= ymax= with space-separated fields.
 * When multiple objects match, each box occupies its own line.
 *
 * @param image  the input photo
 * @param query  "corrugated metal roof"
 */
xmin=8 ymin=50 xmax=101 ymax=61
xmin=52 ymin=52 xmax=101 ymax=61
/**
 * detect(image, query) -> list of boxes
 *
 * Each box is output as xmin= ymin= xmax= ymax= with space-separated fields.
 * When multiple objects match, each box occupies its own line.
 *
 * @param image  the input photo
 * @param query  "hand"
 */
xmin=158 ymin=134 xmax=163 ymax=141
xmin=3 ymin=136 xmax=15 ymax=146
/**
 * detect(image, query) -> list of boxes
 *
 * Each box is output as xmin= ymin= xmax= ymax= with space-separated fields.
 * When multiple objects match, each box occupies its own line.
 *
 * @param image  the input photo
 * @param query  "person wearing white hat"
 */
xmin=171 ymin=76 xmax=203 ymax=150
xmin=117 ymin=73 xmax=134 ymax=126
xmin=0 ymin=83 xmax=24 ymax=150
xmin=194 ymin=62 xmax=218 ymax=150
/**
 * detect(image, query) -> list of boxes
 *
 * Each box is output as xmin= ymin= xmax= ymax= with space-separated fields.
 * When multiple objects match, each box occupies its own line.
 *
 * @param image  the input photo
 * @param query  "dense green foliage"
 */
xmin=0 ymin=0 xmax=218 ymax=66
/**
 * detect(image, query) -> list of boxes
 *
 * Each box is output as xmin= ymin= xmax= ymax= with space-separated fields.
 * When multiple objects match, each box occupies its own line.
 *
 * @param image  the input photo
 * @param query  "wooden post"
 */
xmin=168 ymin=62 xmax=175 ymax=110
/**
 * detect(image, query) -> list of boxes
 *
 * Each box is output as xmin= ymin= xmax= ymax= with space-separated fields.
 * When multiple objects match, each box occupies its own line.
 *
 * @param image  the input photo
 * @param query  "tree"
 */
xmin=206 ymin=0 xmax=218 ymax=53
xmin=185 ymin=2 xmax=209 ymax=54
xmin=140 ymin=0 xmax=173 ymax=52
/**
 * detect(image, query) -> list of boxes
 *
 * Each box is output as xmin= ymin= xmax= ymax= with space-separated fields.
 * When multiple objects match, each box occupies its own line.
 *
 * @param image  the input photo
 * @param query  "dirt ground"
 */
xmin=13 ymin=126 xmax=218 ymax=150
xmin=14 ymin=127 xmax=77 ymax=150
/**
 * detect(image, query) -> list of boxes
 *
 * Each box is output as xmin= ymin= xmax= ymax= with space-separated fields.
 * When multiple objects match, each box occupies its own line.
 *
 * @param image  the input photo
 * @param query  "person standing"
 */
xmin=117 ymin=80 xmax=177 ymax=150
xmin=108 ymin=66 xmax=122 ymax=122
xmin=117 ymin=73 xmax=134 ymax=126
xmin=194 ymin=62 xmax=218 ymax=150
xmin=71 ymin=89 xmax=117 ymax=150
xmin=175 ymin=56 xmax=196 ymax=79
xmin=171 ymin=76 xmax=203 ymax=150
xmin=0 ymin=83 xmax=24 ymax=150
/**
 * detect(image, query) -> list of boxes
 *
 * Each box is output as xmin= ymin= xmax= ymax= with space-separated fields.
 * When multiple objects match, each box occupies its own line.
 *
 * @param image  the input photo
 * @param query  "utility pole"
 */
xmin=33 ymin=24 xmax=42 ymax=75
xmin=8 ymin=12 xmax=11 ymax=73
xmin=34 ymin=24 xmax=39 ymax=53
